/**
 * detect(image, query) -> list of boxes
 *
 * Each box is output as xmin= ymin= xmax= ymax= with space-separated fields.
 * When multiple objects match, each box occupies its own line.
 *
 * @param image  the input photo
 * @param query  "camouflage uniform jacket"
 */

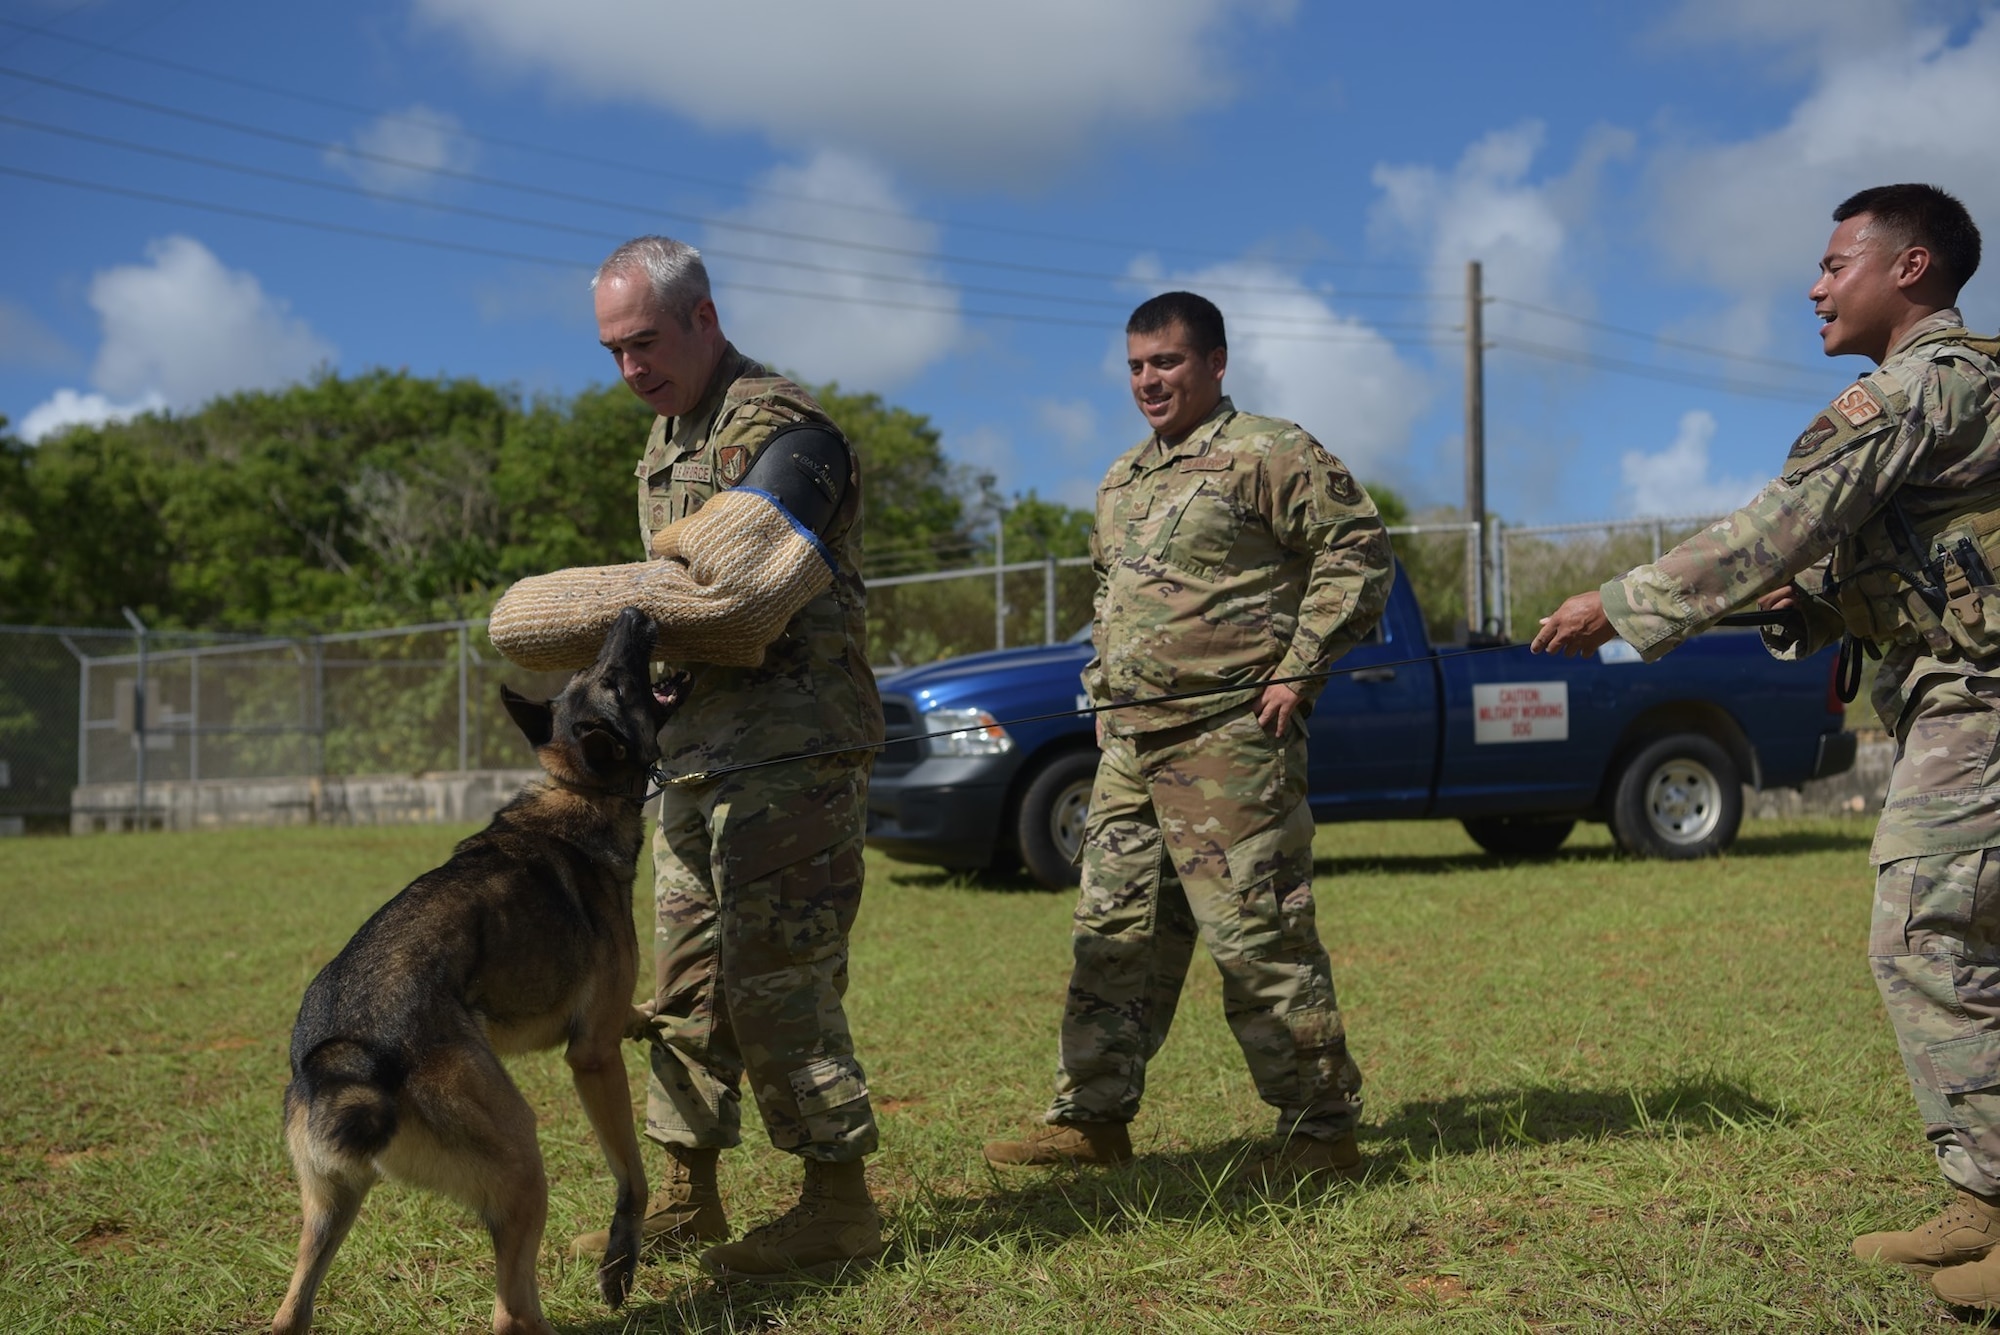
xmin=635 ymin=343 xmax=882 ymax=771
xmin=1084 ymin=396 xmax=1394 ymax=737
xmin=1601 ymin=309 xmax=2000 ymax=860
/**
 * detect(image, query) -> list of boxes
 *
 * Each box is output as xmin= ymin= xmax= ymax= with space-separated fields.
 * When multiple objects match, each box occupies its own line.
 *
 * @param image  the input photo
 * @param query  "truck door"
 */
xmin=1303 ymin=576 xmax=1439 ymax=819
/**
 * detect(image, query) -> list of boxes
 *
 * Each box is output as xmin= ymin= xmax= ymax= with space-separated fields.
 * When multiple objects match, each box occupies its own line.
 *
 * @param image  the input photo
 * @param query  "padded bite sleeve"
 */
xmin=488 ymin=487 xmax=836 ymax=670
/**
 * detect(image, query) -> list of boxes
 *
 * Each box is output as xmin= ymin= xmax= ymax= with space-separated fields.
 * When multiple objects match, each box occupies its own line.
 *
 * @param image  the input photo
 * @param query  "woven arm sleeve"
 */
xmin=489 ymin=488 xmax=836 ymax=671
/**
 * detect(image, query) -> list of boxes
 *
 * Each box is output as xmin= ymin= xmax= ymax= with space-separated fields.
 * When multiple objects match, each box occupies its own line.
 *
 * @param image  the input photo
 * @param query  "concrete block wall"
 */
xmin=1745 ymin=738 xmax=1894 ymax=821
xmin=71 ymin=770 xmax=543 ymax=833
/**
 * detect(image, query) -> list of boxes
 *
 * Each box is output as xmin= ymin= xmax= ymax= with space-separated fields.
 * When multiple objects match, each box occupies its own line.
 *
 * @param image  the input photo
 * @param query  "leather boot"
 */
xmin=699 ymin=1158 xmax=885 ymax=1281
xmin=1852 ymin=1189 xmax=2000 ymax=1267
xmin=982 ymin=1119 xmax=1134 ymax=1168
xmin=568 ymin=1145 xmax=726 ymax=1259
xmin=1240 ymin=1133 xmax=1363 ymax=1189
xmin=1934 ymin=1248 xmax=2000 ymax=1306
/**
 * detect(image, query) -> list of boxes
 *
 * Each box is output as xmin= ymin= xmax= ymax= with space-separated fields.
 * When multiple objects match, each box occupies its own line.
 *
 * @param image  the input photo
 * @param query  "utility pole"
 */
xmin=1464 ymin=259 xmax=1488 ymax=636
xmin=121 ymin=605 xmax=148 ymax=831
xmin=978 ymin=473 xmax=1008 ymax=651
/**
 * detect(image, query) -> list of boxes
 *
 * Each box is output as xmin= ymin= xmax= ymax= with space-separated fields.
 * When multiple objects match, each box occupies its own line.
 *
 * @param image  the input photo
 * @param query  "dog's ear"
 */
xmin=579 ymin=726 xmax=628 ymax=773
xmin=500 ymin=685 xmax=554 ymax=750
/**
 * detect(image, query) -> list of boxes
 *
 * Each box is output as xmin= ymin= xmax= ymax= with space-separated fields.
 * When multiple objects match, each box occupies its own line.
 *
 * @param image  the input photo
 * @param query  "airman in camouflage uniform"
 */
xmin=1532 ymin=186 xmax=2000 ymax=1306
xmin=985 ymin=291 xmax=1393 ymax=1181
xmin=572 ymin=236 xmax=885 ymax=1281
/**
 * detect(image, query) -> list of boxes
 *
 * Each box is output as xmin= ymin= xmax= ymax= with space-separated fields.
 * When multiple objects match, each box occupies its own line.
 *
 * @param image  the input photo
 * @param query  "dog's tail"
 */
xmin=286 ymin=1039 xmax=405 ymax=1160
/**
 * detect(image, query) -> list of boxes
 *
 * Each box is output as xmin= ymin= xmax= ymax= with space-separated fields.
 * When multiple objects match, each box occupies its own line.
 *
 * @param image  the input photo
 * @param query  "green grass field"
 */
xmin=0 ymin=816 xmax=1977 ymax=1332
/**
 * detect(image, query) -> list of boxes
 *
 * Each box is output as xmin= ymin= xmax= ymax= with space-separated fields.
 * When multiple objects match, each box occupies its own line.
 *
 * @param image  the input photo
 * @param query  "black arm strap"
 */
xmin=740 ymin=423 xmax=850 ymax=536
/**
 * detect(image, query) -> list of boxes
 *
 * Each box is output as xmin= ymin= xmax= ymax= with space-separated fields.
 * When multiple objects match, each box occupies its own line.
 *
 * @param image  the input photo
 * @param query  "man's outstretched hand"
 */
xmin=1532 ymin=590 xmax=1619 ymax=657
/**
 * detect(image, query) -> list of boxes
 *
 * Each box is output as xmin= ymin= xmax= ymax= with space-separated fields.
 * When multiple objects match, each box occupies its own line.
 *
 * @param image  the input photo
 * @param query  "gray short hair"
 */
xmin=592 ymin=236 xmax=712 ymax=327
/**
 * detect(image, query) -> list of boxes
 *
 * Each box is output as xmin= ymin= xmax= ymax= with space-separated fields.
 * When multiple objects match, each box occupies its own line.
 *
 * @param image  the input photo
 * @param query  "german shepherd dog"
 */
xmin=272 ymin=608 xmax=680 ymax=1335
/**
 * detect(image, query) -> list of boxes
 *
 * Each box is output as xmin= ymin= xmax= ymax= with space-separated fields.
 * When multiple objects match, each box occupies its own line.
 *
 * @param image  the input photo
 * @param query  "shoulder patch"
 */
xmin=717 ymin=445 xmax=749 ymax=485
xmin=1787 ymin=414 xmax=1840 ymax=461
xmin=1833 ymin=383 xmax=1882 ymax=427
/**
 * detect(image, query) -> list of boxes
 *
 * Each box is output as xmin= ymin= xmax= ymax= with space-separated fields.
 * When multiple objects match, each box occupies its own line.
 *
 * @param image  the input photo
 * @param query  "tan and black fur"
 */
xmin=272 ymin=609 xmax=678 ymax=1335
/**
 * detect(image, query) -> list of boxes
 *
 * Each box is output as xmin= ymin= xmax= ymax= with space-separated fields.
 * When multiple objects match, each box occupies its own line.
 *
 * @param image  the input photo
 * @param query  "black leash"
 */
xmin=646 ymin=639 xmax=1534 ymax=793
xmin=1714 ymin=608 xmax=1870 ymax=703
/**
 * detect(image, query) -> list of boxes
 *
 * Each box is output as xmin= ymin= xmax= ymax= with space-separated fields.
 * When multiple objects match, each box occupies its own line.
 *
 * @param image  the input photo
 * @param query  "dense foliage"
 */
xmin=0 ymin=374 xmax=1030 ymax=634
xmin=0 ymin=377 xmax=1426 ymax=666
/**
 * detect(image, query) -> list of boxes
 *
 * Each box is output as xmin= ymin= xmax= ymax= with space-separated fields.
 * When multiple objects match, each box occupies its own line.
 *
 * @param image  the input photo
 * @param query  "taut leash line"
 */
xmin=648 ymin=639 xmax=1533 ymax=794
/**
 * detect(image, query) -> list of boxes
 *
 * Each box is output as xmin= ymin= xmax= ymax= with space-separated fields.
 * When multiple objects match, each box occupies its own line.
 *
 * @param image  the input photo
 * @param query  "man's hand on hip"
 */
xmin=1256 ymin=682 xmax=1302 ymax=737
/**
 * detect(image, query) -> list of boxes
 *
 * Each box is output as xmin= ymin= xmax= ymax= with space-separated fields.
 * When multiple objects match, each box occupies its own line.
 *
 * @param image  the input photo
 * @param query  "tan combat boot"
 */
xmin=699 ymin=1159 xmax=885 ymax=1282
xmin=1852 ymin=1190 xmax=2000 ymax=1268
xmin=1241 ymin=1133 xmax=1363 ymax=1190
xmin=982 ymin=1119 xmax=1134 ymax=1168
xmin=569 ymin=1145 xmax=727 ymax=1259
xmin=1935 ymin=1250 xmax=2000 ymax=1307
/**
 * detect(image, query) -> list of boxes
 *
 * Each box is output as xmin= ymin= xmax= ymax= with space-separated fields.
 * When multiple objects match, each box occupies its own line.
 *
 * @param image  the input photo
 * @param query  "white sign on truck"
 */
xmin=1473 ymin=681 xmax=1569 ymax=744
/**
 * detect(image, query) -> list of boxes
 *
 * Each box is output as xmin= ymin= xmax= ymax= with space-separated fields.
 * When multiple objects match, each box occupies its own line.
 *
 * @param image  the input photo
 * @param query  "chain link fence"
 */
xmin=0 ymin=515 xmax=1741 ymax=835
xmin=1494 ymin=514 xmax=1726 ymax=641
xmin=869 ymin=556 xmax=1095 ymax=667
xmin=0 ymin=620 xmax=571 ymax=833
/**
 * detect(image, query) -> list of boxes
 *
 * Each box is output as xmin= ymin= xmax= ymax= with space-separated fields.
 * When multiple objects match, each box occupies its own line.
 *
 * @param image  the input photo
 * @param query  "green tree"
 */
xmin=812 ymin=383 xmax=973 ymax=577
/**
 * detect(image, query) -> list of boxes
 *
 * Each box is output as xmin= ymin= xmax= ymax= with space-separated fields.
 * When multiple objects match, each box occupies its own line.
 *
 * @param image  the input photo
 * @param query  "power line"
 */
xmin=1490 ymin=337 xmax=1828 ymax=404
xmin=0 ymin=65 xmax=1451 ymax=305
xmin=1488 ymin=296 xmax=1825 ymax=377
xmin=0 ymin=162 xmax=1457 ymax=348
xmin=0 ymin=58 xmax=1855 ymax=401
xmin=0 ymin=14 xmax=1428 ymax=274
xmin=1 ymin=111 xmax=1473 ymax=333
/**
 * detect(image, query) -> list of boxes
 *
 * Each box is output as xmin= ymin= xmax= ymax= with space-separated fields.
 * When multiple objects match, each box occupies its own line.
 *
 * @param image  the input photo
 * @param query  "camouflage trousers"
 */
xmin=1048 ymin=703 xmax=1362 ymax=1140
xmin=641 ymin=755 xmax=878 ymax=1163
xmin=1873 ymin=674 xmax=2000 ymax=1196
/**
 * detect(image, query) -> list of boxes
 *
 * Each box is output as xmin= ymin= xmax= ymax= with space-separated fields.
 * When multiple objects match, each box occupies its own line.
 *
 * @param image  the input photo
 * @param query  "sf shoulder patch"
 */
xmin=1833 ymin=383 xmax=1883 ymax=427
xmin=1788 ymin=414 xmax=1840 ymax=461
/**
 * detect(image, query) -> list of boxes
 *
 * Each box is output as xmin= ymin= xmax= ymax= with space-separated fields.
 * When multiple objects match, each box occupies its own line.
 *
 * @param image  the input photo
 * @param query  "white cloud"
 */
xmin=410 ymin=0 xmax=1290 ymax=182
xmin=1648 ymin=11 xmax=2000 ymax=350
xmin=21 ymin=235 xmax=334 ymax=436
xmin=1652 ymin=0 xmax=1933 ymax=70
xmin=0 ymin=299 xmax=77 ymax=372
xmin=17 ymin=388 xmax=165 ymax=443
xmin=1123 ymin=260 xmax=1432 ymax=483
xmin=1620 ymin=409 xmax=1763 ymax=517
xmin=953 ymin=426 xmax=1016 ymax=491
xmin=86 ymin=236 xmax=334 ymax=406
xmin=705 ymin=151 xmax=960 ymax=390
xmin=1370 ymin=121 xmax=1632 ymax=343
xmin=1034 ymin=398 xmax=1100 ymax=448
xmin=325 ymin=104 xmax=476 ymax=195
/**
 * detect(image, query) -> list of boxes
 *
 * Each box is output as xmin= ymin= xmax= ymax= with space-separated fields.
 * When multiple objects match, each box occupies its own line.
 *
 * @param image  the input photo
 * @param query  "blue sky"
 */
xmin=3 ymin=0 xmax=1997 ymax=529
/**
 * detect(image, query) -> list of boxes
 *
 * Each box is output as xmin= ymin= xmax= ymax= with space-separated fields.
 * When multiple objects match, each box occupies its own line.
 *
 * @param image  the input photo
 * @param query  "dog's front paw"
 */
xmin=598 ymin=1214 xmax=639 ymax=1308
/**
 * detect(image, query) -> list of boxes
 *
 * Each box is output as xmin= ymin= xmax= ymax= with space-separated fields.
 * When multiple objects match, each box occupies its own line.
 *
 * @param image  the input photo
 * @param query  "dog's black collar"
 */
xmin=544 ymin=772 xmax=651 ymax=805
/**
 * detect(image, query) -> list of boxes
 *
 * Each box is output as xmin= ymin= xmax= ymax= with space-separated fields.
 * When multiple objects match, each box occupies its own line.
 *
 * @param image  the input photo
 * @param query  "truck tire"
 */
xmin=1461 ymin=815 xmax=1576 ymax=858
xmin=1016 ymin=749 xmax=1099 ymax=890
xmin=1608 ymin=733 xmax=1742 ymax=859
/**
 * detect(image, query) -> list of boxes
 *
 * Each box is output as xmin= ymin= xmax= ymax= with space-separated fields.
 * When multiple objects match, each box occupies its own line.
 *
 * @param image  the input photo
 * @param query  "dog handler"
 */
xmin=1531 ymin=185 xmax=2000 ymax=1308
xmin=553 ymin=235 xmax=886 ymax=1280
xmin=983 ymin=291 xmax=1393 ymax=1182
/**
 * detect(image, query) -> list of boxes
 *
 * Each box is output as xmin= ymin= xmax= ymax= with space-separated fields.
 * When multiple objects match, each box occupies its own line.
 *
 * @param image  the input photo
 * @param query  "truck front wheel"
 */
xmin=1461 ymin=815 xmax=1576 ymax=858
xmin=1608 ymin=733 xmax=1742 ymax=859
xmin=1016 ymin=749 xmax=1099 ymax=890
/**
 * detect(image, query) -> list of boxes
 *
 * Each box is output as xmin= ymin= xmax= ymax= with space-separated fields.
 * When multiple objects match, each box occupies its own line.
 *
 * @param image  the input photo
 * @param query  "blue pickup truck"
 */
xmin=865 ymin=568 xmax=1857 ymax=887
